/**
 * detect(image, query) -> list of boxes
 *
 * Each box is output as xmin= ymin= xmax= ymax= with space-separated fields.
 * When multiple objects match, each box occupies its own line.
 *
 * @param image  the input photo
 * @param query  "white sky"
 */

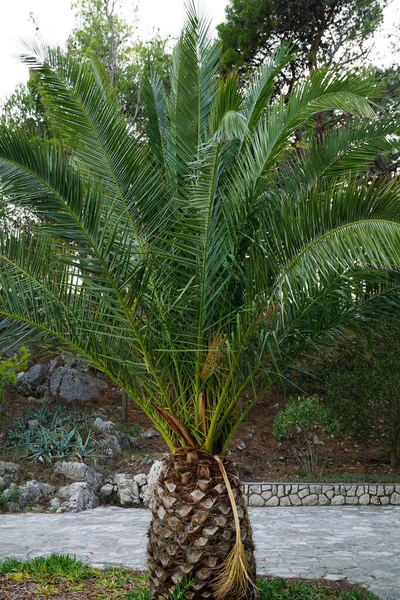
xmin=0 ymin=0 xmax=399 ymax=103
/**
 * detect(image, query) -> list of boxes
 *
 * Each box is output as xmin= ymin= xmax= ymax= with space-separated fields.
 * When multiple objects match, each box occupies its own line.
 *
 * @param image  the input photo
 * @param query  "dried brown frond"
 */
xmin=197 ymin=389 xmax=207 ymax=436
xmin=213 ymin=456 xmax=258 ymax=600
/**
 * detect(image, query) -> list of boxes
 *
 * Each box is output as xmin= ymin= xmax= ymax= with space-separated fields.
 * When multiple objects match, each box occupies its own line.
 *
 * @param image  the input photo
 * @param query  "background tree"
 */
xmin=1 ymin=7 xmax=400 ymax=598
xmin=218 ymin=0 xmax=386 ymax=79
xmin=318 ymin=319 xmax=400 ymax=468
xmin=67 ymin=0 xmax=172 ymax=124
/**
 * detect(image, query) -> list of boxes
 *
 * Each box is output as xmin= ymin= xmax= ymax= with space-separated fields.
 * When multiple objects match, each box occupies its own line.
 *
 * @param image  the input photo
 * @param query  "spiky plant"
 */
xmin=1 ymin=4 xmax=400 ymax=598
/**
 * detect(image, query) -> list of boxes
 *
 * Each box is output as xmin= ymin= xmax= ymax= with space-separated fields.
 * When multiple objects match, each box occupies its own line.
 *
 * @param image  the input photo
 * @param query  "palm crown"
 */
xmin=1 ymin=6 xmax=400 ymax=456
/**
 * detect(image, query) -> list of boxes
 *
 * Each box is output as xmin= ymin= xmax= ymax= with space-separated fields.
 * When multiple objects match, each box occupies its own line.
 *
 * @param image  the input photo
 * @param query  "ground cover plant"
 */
xmin=1 ymin=2 xmax=400 ymax=598
xmin=0 ymin=555 xmax=380 ymax=600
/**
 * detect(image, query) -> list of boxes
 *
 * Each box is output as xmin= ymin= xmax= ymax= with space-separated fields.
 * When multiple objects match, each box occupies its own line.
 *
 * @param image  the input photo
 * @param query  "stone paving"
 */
xmin=0 ymin=506 xmax=399 ymax=599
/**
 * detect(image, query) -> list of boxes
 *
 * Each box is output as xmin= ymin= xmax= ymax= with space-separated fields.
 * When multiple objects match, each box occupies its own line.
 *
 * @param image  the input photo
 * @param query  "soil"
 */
xmin=1 ymin=378 xmax=400 ymax=484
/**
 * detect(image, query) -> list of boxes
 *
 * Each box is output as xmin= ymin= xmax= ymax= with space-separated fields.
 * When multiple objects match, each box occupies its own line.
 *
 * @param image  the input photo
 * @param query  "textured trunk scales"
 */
xmin=148 ymin=448 xmax=256 ymax=599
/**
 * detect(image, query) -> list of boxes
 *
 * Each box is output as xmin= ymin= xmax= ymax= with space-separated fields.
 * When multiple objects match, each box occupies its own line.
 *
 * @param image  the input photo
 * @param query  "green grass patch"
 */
xmin=0 ymin=554 xmax=381 ymax=599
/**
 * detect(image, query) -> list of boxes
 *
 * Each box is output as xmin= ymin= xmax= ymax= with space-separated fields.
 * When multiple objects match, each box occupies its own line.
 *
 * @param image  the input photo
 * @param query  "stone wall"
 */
xmin=242 ymin=483 xmax=400 ymax=507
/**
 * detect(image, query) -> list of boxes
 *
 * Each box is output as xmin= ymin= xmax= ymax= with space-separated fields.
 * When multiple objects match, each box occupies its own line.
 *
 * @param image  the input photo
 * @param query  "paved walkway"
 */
xmin=0 ymin=506 xmax=399 ymax=599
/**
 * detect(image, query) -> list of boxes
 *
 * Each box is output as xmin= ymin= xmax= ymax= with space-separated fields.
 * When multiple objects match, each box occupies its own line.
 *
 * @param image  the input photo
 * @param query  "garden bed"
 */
xmin=0 ymin=555 xmax=379 ymax=600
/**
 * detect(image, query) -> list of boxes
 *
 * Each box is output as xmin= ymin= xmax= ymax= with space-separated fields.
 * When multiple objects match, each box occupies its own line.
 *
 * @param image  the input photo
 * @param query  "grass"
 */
xmin=0 ymin=488 xmax=19 ymax=513
xmin=0 ymin=555 xmax=381 ymax=599
xmin=286 ymin=473 xmax=400 ymax=484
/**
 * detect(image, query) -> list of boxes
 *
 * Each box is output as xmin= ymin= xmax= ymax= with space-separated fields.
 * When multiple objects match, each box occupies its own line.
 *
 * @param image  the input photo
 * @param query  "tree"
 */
xmin=1 ymin=6 xmax=400 ymax=598
xmin=319 ymin=319 xmax=400 ymax=468
xmin=218 ymin=0 xmax=386 ymax=77
xmin=67 ymin=0 xmax=172 ymax=123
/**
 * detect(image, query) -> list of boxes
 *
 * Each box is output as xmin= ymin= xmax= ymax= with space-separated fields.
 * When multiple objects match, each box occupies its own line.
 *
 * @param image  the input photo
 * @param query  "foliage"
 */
xmin=0 ymin=347 xmax=29 ymax=405
xmin=273 ymin=395 xmax=339 ymax=477
xmin=218 ymin=0 xmax=386 ymax=76
xmin=67 ymin=0 xmax=172 ymax=124
xmin=1 ymin=7 xmax=400 ymax=463
xmin=318 ymin=319 xmax=400 ymax=467
xmin=4 ymin=403 xmax=103 ymax=464
xmin=0 ymin=488 xmax=19 ymax=513
xmin=0 ymin=555 xmax=380 ymax=599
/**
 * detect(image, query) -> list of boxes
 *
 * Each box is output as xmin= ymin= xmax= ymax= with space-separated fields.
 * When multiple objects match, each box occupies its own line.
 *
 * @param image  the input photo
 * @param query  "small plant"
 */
xmin=0 ymin=488 xmax=19 ymax=513
xmin=0 ymin=346 xmax=29 ymax=404
xmin=5 ymin=403 xmax=103 ymax=464
xmin=273 ymin=395 xmax=339 ymax=478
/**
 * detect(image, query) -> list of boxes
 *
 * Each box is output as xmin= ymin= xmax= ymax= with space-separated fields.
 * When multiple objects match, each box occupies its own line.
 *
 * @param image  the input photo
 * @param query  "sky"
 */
xmin=0 ymin=0 xmax=399 ymax=103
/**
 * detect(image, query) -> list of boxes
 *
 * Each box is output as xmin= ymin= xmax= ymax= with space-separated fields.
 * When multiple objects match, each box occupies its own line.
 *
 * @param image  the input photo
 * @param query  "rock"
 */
xmin=139 ymin=485 xmax=148 ymax=501
xmin=103 ymin=435 xmax=122 ymax=456
xmin=50 ymin=366 xmax=106 ymax=402
xmin=265 ymin=496 xmax=279 ymax=507
xmin=140 ymin=429 xmax=160 ymax=439
xmin=54 ymin=462 xmax=102 ymax=490
xmin=140 ymin=454 xmax=156 ymax=467
xmin=133 ymin=474 xmax=147 ymax=488
xmin=49 ymin=498 xmax=61 ymax=512
xmin=0 ymin=461 xmax=20 ymax=485
xmin=318 ymin=494 xmax=330 ymax=505
xmin=18 ymin=481 xmax=56 ymax=507
xmin=390 ymin=493 xmax=400 ymax=505
xmin=313 ymin=434 xmax=325 ymax=445
xmin=16 ymin=364 xmax=48 ymax=397
xmin=261 ymin=491 xmax=272 ymax=501
xmin=249 ymin=494 xmax=264 ymax=507
xmin=57 ymin=482 xmax=99 ymax=512
xmin=359 ymin=493 xmax=370 ymax=505
xmin=302 ymin=494 xmax=318 ymax=506
xmin=28 ymin=419 xmax=39 ymax=428
xmin=236 ymin=441 xmax=246 ymax=451
xmin=142 ymin=460 xmax=164 ymax=506
xmin=99 ymin=483 xmax=115 ymax=498
xmin=114 ymin=474 xmax=140 ymax=506
xmin=93 ymin=417 xmax=115 ymax=433
xmin=289 ymin=493 xmax=302 ymax=506
xmin=280 ymin=497 xmax=291 ymax=506
xmin=332 ymin=495 xmax=345 ymax=505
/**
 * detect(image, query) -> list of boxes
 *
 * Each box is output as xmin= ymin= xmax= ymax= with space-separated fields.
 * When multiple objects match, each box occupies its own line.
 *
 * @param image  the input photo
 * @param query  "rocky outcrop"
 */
xmin=56 ymin=482 xmax=99 ymax=512
xmin=54 ymin=462 xmax=102 ymax=490
xmin=16 ymin=364 xmax=48 ymax=397
xmin=0 ymin=461 xmax=20 ymax=487
xmin=49 ymin=366 xmax=106 ymax=402
xmin=18 ymin=481 xmax=56 ymax=507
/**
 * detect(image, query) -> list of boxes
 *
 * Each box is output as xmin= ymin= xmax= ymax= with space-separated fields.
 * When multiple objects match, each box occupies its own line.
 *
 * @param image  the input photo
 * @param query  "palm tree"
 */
xmin=1 ymin=5 xmax=400 ymax=598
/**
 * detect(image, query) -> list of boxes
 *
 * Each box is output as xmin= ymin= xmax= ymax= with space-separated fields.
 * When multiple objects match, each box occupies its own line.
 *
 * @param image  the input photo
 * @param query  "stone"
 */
xmin=396 ymin=485 xmax=400 ymax=493
xmin=359 ymin=494 xmax=370 ymax=505
xmin=289 ymin=494 xmax=302 ymax=506
xmin=386 ymin=486 xmax=394 ymax=494
xmin=313 ymin=434 xmax=324 ymax=445
xmin=93 ymin=417 xmax=115 ymax=432
xmin=332 ymin=495 xmax=345 ymax=505
xmin=346 ymin=486 xmax=357 ymax=497
xmin=142 ymin=460 xmax=164 ymax=506
xmin=322 ymin=485 xmax=333 ymax=493
xmin=16 ymin=364 xmax=48 ymax=397
xmin=18 ymin=481 xmax=56 ymax=508
xmin=346 ymin=497 xmax=359 ymax=505
xmin=356 ymin=486 xmax=365 ymax=496
xmin=298 ymin=489 xmax=309 ymax=499
xmin=291 ymin=485 xmax=298 ymax=493
xmin=302 ymin=494 xmax=318 ymax=506
xmin=140 ymin=429 xmax=160 ymax=439
xmin=369 ymin=486 xmax=377 ymax=495
xmin=261 ymin=491 xmax=272 ymax=501
xmin=250 ymin=485 xmax=261 ymax=494
xmin=49 ymin=498 xmax=62 ymax=512
xmin=309 ymin=485 xmax=322 ymax=494
xmin=318 ymin=494 xmax=330 ymax=505
xmin=265 ymin=496 xmax=279 ymax=506
xmin=280 ymin=497 xmax=291 ymax=507
xmin=53 ymin=462 xmax=102 ymax=490
xmin=0 ymin=461 xmax=20 ymax=480
xmin=277 ymin=485 xmax=284 ymax=497
xmin=114 ymin=474 xmax=140 ymax=506
xmin=261 ymin=484 xmax=271 ymax=492
xmin=99 ymin=484 xmax=115 ymax=498
xmin=103 ymin=435 xmax=122 ymax=456
xmin=249 ymin=494 xmax=264 ymax=507
xmin=57 ymin=482 xmax=99 ymax=512
xmin=284 ymin=485 xmax=292 ymax=494
xmin=50 ymin=366 xmax=106 ymax=401
xmin=377 ymin=486 xmax=385 ymax=497
xmin=326 ymin=490 xmax=334 ymax=499
xmin=390 ymin=493 xmax=400 ymax=505
xmin=381 ymin=496 xmax=390 ymax=505
xmin=371 ymin=496 xmax=381 ymax=505
xmin=133 ymin=474 xmax=148 ymax=488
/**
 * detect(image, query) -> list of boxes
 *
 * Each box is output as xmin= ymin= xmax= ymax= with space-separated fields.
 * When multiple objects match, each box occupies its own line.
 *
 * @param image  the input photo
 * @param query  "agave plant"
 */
xmin=1 ymin=5 xmax=400 ymax=598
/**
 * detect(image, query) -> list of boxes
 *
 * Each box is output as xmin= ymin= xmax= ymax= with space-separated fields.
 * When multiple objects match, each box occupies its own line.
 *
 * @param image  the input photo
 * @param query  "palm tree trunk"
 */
xmin=147 ymin=448 xmax=256 ymax=599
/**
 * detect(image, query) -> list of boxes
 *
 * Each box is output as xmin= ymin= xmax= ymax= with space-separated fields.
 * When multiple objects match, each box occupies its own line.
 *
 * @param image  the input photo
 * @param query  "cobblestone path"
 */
xmin=0 ymin=506 xmax=399 ymax=599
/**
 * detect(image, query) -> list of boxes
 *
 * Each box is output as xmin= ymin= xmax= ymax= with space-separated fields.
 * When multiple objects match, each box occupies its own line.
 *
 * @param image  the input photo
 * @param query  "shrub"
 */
xmin=0 ymin=346 xmax=29 ymax=404
xmin=273 ymin=395 xmax=339 ymax=478
xmin=319 ymin=319 xmax=400 ymax=467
